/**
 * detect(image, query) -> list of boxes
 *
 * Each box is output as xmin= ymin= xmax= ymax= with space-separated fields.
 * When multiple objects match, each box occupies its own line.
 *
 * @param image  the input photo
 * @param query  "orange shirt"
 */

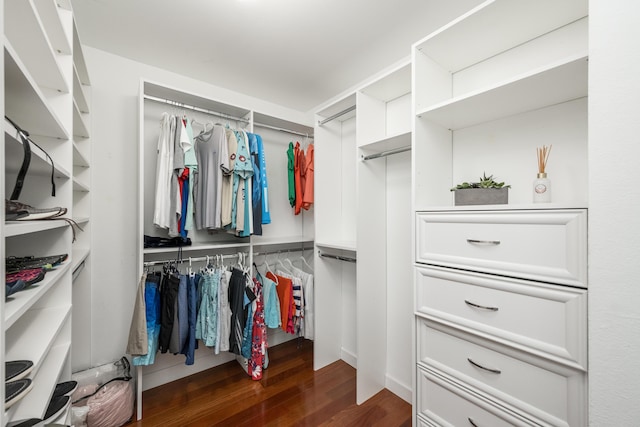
xmin=302 ymin=144 xmax=314 ymax=209
xmin=266 ymin=271 xmax=294 ymax=333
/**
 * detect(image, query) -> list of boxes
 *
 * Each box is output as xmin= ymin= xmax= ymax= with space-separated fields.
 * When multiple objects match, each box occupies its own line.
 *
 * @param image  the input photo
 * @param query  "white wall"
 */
xmin=83 ymin=46 xmax=313 ymax=368
xmin=588 ymin=0 xmax=640 ymax=424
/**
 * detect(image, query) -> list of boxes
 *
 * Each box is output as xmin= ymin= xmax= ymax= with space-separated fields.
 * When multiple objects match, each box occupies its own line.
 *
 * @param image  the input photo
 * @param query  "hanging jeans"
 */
xmin=133 ymin=274 xmax=161 ymax=366
xmin=180 ymin=273 xmax=200 ymax=365
xmin=159 ymin=273 xmax=180 ymax=353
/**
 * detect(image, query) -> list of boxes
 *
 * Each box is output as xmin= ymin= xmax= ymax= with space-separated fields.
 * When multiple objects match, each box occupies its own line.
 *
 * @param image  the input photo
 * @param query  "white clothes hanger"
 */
xmin=300 ymin=255 xmax=314 ymax=273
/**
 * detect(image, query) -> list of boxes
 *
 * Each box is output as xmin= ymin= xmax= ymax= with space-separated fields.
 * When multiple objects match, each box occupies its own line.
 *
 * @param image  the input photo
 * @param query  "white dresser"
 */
xmin=414 ymin=210 xmax=587 ymax=426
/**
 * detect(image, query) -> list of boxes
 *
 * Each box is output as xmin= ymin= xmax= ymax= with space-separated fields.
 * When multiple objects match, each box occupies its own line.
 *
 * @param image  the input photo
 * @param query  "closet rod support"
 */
xmin=317 ymin=105 xmax=356 ymax=126
xmin=361 ymin=145 xmax=411 ymax=161
xmin=318 ymin=250 xmax=357 ymax=263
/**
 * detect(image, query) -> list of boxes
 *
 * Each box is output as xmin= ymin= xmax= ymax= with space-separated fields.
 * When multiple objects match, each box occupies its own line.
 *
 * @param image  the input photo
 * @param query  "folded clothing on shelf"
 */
xmin=6 ymin=267 xmax=46 ymax=289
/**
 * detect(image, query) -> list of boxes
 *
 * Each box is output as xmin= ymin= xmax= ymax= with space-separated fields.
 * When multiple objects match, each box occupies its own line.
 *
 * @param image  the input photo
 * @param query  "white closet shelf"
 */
xmin=72 ymin=247 xmax=90 ymax=272
xmin=72 ymin=177 xmax=90 ymax=193
xmin=5 ymin=0 xmax=69 ymax=92
xmin=72 ymin=142 xmax=90 ymax=167
xmin=144 ymin=81 xmax=251 ymax=120
xmin=251 ymin=236 xmax=314 ymax=247
xmin=73 ymin=101 xmax=90 ymax=138
xmin=415 ymin=55 xmax=588 ymax=130
xmin=415 ymin=202 xmax=589 ymax=213
xmin=143 ymin=241 xmax=251 ymax=255
xmin=4 ymin=262 xmax=72 ymax=329
xmin=316 ymin=93 xmax=356 ymax=124
xmin=253 ymin=112 xmax=314 ymax=138
xmin=73 ymin=66 xmax=90 ymax=113
xmin=72 ymin=22 xmax=90 ymax=85
xmin=4 ymin=41 xmax=69 ymax=140
xmin=414 ymin=0 xmax=588 ymax=73
xmin=72 ymin=216 xmax=90 ymax=226
xmin=316 ymin=240 xmax=357 ymax=252
xmin=10 ymin=342 xmax=70 ymax=422
xmin=4 ymin=220 xmax=71 ymax=238
xmin=360 ymin=62 xmax=411 ymax=103
xmin=33 ymin=0 xmax=72 ymax=56
xmin=4 ymin=121 xmax=72 ymax=181
xmin=359 ymin=131 xmax=411 ymax=154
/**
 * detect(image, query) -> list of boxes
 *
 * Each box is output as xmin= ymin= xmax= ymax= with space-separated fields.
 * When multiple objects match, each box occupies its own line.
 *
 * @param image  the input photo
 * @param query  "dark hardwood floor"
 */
xmin=123 ymin=339 xmax=411 ymax=426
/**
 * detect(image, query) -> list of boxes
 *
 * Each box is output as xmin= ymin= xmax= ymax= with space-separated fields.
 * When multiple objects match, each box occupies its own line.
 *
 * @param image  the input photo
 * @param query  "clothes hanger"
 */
xmin=276 ymin=251 xmax=292 ymax=275
xmin=300 ymin=255 xmax=314 ymax=273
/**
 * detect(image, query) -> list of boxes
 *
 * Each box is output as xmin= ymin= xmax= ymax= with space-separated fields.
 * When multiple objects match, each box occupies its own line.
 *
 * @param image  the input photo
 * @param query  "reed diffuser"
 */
xmin=533 ymin=144 xmax=552 ymax=203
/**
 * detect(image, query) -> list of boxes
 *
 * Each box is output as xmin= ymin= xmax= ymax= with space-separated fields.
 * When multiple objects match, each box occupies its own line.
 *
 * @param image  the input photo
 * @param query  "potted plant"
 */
xmin=450 ymin=172 xmax=510 ymax=206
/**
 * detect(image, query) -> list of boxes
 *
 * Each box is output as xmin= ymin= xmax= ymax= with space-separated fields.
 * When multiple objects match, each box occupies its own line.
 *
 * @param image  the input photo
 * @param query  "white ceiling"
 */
xmin=71 ymin=0 xmax=483 ymax=112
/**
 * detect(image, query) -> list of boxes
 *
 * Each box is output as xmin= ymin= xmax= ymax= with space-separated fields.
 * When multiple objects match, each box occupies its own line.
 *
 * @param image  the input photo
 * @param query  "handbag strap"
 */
xmin=5 ymin=116 xmax=56 ymax=199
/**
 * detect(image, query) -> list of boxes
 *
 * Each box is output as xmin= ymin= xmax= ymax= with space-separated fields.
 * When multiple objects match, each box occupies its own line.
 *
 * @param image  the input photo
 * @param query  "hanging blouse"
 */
xmin=287 ymin=142 xmax=295 ymax=207
xmin=153 ymin=113 xmax=174 ymax=229
xmin=302 ymin=143 xmax=314 ymax=210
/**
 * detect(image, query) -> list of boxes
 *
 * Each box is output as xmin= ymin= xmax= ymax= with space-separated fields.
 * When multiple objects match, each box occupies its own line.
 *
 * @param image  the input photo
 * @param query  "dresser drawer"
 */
xmin=418 ymin=318 xmax=587 ymax=427
xmin=415 ymin=265 xmax=587 ymax=368
xmin=417 ymin=365 xmax=536 ymax=427
xmin=415 ymin=210 xmax=587 ymax=288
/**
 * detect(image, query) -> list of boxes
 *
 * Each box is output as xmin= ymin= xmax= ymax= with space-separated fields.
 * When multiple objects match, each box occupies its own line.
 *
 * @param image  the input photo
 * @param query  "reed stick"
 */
xmin=537 ymin=144 xmax=552 ymax=174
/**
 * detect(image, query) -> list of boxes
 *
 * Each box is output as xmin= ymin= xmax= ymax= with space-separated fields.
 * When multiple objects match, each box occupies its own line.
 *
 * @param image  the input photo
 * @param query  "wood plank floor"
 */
xmin=123 ymin=339 xmax=411 ymax=426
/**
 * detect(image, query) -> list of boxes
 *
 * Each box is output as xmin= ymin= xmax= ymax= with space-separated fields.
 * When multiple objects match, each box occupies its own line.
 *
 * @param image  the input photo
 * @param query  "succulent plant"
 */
xmin=451 ymin=172 xmax=510 ymax=191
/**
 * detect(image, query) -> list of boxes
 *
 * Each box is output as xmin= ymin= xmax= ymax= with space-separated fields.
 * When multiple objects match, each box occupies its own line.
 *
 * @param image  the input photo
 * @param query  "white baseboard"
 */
xmin=385 ymin=374 xmax=412 ymax=403
xmin=341 ymin=348 xmax=357 ymax=369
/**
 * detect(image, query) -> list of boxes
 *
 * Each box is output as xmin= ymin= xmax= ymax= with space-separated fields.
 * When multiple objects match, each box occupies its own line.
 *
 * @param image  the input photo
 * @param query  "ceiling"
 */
xmin=71 ymin=0 xmax=483 ymax=112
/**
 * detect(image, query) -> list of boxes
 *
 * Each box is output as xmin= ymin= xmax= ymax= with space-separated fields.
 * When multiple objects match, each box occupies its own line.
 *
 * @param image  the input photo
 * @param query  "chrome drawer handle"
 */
xmin=467 ymin=357 xmax=502 ymax=374
xmin=467 ymin=239 xmax=501 ymax=245
xmin=468 ymin=417 xmax=479 ymax=427
xmin=464 ymin=299 xmax=499 ymax=312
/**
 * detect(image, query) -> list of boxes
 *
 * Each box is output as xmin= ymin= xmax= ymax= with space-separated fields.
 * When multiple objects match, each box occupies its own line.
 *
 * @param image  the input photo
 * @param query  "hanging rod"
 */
xmin=318 ymin=251 xmax=357 ymax=263
xmin=144 ymin=94 xmax=250 ymax=123
xmin=317 ymin=105 xmax=356 ymax=126
xmin=145 ymin=94 xmax=314 ymax=138
xmin=361 ymin=145 xmax=412 ymax=161
xmin=142 ymin=246 xmax=314 ymax=267
xmin=253 ymin=122 xmax=314 ymax=139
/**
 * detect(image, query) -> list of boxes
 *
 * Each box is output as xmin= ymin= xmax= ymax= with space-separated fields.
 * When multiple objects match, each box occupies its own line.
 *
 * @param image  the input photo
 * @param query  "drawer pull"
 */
xmin=468 ymin=418 xmax=479 ymax=427
xmin=467 ymin=358 xmax=502 ymax=374
xmin=467 ymin=239 xmax=501 ymax=245
xmin=464 ymin=299 xmax=499 ymax=312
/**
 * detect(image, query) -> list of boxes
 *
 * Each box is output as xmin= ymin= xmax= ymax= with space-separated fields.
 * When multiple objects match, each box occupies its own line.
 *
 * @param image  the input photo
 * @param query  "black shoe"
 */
xmin=42 ymin=395 xmax=69 ymax=424
xmin=5 ymin=360 xmax=34 ymax=381
xmin=52 ymin=380 xmax=77 ymax=398
xmin=5 ymin=378 xmax=33 ymax=409
xmin=7 ymin=419 xmax=43 ymax=427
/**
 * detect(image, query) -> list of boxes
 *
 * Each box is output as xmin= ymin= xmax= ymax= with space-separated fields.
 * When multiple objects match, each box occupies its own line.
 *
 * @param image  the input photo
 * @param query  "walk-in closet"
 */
xmin=3 ymin=0 xmax=640 ymax=425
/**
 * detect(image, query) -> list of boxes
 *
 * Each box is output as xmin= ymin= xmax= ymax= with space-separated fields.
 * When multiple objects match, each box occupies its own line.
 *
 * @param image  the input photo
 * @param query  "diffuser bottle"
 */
xmin=533 ymin=145 xmax=552 ymax=203
xmin=533 ymin=173 xmax=551 ymax=202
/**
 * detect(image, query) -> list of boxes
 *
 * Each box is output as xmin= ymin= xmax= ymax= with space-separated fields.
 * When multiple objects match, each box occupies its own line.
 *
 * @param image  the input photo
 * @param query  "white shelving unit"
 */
xmin=411 ymin=0 xmax=589 ymax=425
xmin=2 ymin=0 xmax=90 ymax=423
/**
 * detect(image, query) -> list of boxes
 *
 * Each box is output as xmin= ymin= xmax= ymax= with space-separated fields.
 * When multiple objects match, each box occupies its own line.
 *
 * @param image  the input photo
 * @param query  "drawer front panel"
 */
xmin=416 ymin=210 xmax=587 ymax=287
xmin=418 ymin=318 xmax=587 ymax=426
xmin=417 ymin=365 xmax=535 ymax=427
xmin=415 ymin=266 xmax=587 ymax=368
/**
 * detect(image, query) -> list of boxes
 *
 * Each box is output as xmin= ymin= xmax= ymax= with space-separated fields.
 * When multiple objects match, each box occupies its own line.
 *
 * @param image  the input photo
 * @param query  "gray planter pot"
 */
xmin=453 ymin=188 xmax=509 ymax=206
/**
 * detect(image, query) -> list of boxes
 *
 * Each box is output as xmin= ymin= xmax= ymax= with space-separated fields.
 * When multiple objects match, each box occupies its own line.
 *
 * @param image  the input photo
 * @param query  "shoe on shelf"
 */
xmin=6 ymin=268 xmax=46 ymax=289
xmin=42 ymin=395 xmax=70 ymax=425
xmin=5 ymin=199 xmax=66 ymax=221
xmin=7 ymin=419 xmax=43 ymax=427
xmin=5 ymin=360 xmax=34 ymax=382
xmin=5 ymin=280 xmax=26 ymax=300
xmin=52 ymin=380 xmax=77 ymax=398
xmin=5 ymin=378 xmax=33 ymax=409
xmin=6 ymin=254 xmax=68 ymax=273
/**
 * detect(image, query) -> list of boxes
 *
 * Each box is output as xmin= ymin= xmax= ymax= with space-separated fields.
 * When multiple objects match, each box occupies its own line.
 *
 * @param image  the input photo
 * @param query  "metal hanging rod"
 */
xmin=143 ymin=246 xmax=313 ymax=267
xmin=253 ymin=122 xmax=314 ymax=139
xmin=317 ymin=105 xmax=356 ymax=126
xmin=145 ymin=94 xmax=314 ymax=138
xmin=361 ymin=145 xmax=411 ymax=161
xmin=144 ymin=94 xmax=250 ymax=123
xmin=318 ymin=251 xmax=357 ymax=263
